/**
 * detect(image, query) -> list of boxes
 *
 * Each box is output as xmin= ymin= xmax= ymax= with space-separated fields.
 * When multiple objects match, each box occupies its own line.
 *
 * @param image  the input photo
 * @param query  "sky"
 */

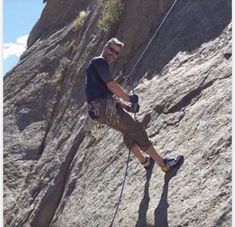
xmin=3 ymin=0 xmax=45 ymax=75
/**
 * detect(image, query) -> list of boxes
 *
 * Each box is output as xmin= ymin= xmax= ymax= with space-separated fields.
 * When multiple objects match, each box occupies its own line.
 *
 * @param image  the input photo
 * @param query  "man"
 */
xmin=85 ymin=37 xmax=180 ymax=172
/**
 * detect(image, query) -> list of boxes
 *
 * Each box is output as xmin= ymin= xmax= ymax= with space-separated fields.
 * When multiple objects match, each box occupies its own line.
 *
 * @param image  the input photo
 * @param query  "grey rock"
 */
xmin=4 ymin=0 xmax=231 ymax=227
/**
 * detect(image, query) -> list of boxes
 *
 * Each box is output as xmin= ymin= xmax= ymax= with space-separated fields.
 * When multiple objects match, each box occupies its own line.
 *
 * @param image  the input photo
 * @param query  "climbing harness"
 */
xmin=105 ymin=97 xmax=120 ymax=125
xmin=84 ymin=96 xmax=120 ymax=131
xmin=110 ymin=0 xmax=179 ymax=226
xmin=88 ymin=101 xmax=100 ymax=119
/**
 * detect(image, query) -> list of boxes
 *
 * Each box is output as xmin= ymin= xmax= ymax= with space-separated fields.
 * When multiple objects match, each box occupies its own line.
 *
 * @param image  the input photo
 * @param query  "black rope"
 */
xmin=109 ymin=149 xmax=131 ymax=227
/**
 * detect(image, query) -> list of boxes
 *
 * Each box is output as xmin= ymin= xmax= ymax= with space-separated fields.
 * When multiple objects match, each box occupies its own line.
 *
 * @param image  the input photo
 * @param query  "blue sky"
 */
xmin=3 ymin=0 xmax=45 ymax=75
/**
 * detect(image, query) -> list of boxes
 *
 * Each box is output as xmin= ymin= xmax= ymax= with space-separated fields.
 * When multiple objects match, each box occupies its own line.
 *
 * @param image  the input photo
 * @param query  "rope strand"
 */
xmin=109 ymin=150 xmax=131 ymax=227
xmin=110 ymin=1 xmax=179 ymax=226
xmin=127 ymin=0 xmax=179 ymax=81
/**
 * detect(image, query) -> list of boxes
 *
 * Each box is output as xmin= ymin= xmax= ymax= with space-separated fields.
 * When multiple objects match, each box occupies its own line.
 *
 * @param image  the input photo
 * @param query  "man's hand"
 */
xmin=106 ymin=81 xmax=139 ymax=104
xmin=129 ymin=94 xmax=139 ymax=103
xmin=120 ymin=102 xmax=140 ymax=113
xmin=130 ymin=103 xmax=140 ymax=113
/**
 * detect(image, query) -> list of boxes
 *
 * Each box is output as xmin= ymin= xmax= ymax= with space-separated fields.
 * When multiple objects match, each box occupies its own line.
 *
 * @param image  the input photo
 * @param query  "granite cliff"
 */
xmin=4 ymin=0 xmax=232 ymax=226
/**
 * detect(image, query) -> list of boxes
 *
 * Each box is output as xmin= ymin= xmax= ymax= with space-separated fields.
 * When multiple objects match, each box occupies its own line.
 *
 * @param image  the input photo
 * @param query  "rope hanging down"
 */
xmin=126 ymin=0 xmax=179 ymax=92
xmin=109 ymin=150 xmax=131 ymax=227
xmin=110 ymin=0 xmax=179 ymax=226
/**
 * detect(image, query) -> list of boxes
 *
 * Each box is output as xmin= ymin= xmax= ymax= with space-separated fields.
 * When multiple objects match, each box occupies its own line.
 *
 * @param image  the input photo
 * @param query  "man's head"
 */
xmin=102 ymin=38 xmax=124 ymax=64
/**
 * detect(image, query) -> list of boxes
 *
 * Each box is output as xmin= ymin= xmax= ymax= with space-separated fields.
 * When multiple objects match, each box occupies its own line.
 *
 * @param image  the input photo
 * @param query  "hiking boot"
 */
xmin=161 ymin=156 xmax=182 ymax=173
xmin=141 ymin=157 xmax=153 ymax=169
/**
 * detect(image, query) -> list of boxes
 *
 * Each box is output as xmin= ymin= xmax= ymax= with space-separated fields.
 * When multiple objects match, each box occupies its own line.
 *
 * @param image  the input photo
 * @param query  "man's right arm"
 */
xmin=93 ymin=58 xmax=138 ymax=103
xmin=107 ymin=81 xmax=130 ymax=102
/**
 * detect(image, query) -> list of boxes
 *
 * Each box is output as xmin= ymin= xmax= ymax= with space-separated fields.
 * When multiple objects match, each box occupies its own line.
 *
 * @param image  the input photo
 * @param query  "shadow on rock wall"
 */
xmin=135 ymin=157 xmax=185 ymax=227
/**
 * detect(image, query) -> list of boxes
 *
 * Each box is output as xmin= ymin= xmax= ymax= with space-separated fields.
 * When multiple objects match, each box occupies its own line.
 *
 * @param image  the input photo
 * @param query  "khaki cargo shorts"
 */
xmin=89 ymin=98 xmax=152 ymax=151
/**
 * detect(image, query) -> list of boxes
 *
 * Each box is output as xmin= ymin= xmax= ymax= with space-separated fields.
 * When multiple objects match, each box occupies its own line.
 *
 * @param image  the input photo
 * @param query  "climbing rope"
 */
xmin=125 ymin=0 xmax=179 ymax=89
xmin=109 ymin=149 xmax=131 ymax=227
xmin=110 ymin=0 xmax=179 ymax=226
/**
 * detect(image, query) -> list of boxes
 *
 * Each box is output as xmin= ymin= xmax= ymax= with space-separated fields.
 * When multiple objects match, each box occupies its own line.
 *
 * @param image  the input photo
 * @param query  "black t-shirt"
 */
xmin=85 ymin=56 xmax=113 ymax=103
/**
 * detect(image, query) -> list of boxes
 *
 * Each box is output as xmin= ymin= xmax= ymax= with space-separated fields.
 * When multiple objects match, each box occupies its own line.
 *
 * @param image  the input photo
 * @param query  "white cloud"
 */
xmin=3 ymin=35 xmax=29 ymax=60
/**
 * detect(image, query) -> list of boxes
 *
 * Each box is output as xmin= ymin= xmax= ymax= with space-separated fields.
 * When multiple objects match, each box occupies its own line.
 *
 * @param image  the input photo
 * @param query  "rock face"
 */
xmin=4 ymin=0 xmax=231 ymax=226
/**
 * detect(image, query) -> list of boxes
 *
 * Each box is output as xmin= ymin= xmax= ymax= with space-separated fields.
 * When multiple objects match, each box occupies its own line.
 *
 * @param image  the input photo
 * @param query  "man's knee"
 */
xmin=140 ymin=143 xmax=152 ymax=152
xmin=123 ymin=132 xmax=152 ymax=152
xmin=123 ymin=133 xmax=135 ymax=150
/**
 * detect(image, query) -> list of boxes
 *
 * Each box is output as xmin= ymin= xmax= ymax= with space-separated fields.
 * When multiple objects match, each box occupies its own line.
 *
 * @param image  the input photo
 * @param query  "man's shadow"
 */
xmin=154 ymin=156 xmax=185 ymax=227
xmin=135 ymin=156 xmax=184 ymax=227
xmin=135 ymin=158 xmax=155 ymax=227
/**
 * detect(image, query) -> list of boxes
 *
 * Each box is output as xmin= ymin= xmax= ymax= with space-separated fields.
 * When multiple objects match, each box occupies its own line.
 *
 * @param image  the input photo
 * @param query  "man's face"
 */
xmin=103 ymin=43 xmax=121 ymax=64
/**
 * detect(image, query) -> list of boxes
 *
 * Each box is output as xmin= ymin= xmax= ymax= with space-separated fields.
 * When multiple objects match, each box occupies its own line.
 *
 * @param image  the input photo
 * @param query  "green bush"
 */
xmin=98 ymin=0 xmax=124 ymax=33
xmin=73 ymin=11 xmax=88 ymax=31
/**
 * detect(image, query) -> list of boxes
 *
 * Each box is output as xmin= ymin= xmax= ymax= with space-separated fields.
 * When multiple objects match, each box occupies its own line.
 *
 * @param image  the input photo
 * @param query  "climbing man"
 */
xmin=85 ymin=37 xmax=181 ymax=172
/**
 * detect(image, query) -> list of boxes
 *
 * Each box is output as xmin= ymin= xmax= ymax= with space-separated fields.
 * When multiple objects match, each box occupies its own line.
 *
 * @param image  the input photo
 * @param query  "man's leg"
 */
xmin=131 ymin=143 xmax=167 ymax=170
xmin=97 ymin=102 xmax=175 ymax=172
xmin=131 ymin=145 xmax=146 ymax=163
xmin=144 ymin=145 xmax=165 ymax=168
xmin=117 ymin=108 xmax=168 ymax=170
